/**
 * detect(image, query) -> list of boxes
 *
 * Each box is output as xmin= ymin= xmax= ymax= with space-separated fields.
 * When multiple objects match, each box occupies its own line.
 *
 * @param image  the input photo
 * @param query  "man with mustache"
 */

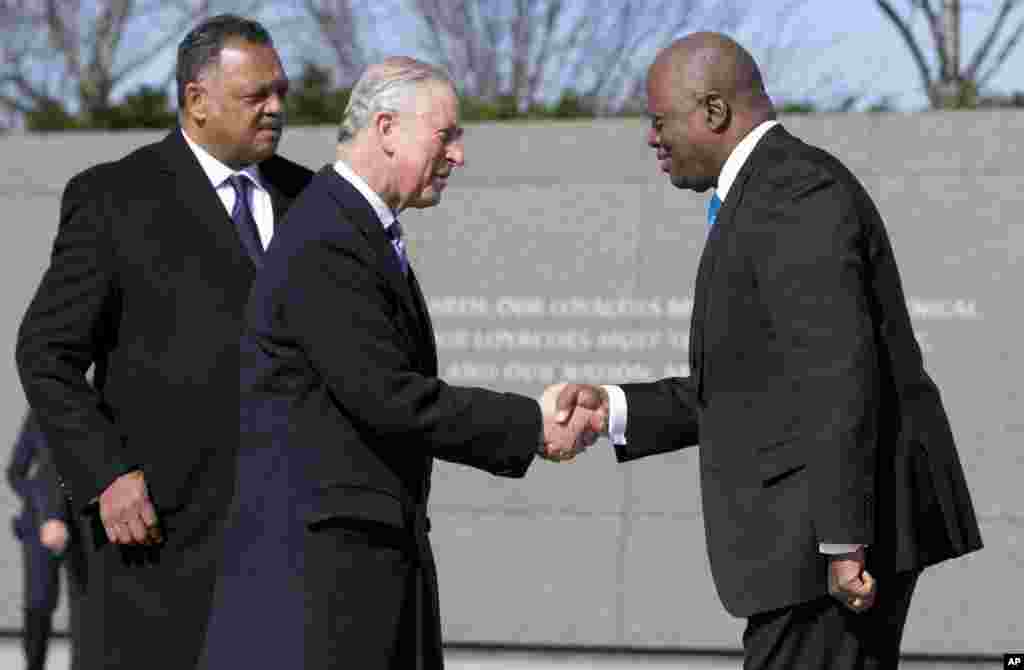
xmin=202 ymin=56 xmax=593 ymax=670
xmin=16 ymin=14 xmax=312 ymax=669
xmin=554 ymin=32 xmax=982 ymax=669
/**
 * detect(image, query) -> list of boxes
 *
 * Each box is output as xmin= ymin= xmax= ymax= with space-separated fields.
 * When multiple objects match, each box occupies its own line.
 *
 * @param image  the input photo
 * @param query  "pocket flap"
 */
xmin=306 ymin=484 xmax=405 ymax=529
xmin=758 ymin=437 xmax=806 ymax=484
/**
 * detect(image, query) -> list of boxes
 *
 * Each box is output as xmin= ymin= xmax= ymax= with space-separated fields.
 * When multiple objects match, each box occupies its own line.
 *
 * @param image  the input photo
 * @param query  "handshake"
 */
xmin=536 ymin=383 xmax=609 ymax=462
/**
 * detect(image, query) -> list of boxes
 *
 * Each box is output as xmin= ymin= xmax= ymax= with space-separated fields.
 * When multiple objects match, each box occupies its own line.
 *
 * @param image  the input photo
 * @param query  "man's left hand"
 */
xmin=39 ymin=519 xmax=69 ymax=555
xmin=828 ymin=547 xmax=876 ymax=613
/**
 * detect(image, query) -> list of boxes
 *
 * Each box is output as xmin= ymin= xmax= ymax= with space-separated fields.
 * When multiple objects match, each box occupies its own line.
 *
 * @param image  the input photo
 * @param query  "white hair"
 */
xmin=338 ymin=57 xmax=453 ymax=143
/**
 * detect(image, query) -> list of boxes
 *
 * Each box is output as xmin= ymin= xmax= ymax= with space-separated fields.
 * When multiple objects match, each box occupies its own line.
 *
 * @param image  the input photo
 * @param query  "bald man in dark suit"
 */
xmin=555 ymin=32 xmax=982 ymax=670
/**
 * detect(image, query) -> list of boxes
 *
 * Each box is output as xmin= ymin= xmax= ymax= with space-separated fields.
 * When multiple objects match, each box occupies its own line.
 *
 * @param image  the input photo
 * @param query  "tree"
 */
xmin=405 ymin=0 xmax=747 ymax=114
xmin=0 ymin=0 xmax=275 ymax=128
xmin=301 ymin=0 xmax=376 ymax=87
xmin=877 ymin=0 xmax=1024 ymax=108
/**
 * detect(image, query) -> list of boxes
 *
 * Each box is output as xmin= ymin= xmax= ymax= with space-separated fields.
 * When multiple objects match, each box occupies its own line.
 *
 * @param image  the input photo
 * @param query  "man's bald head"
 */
xmin=652 ymin=32 xmax=771 ymax=116
xmin=644 ymin=32 xmax=775 ymax=192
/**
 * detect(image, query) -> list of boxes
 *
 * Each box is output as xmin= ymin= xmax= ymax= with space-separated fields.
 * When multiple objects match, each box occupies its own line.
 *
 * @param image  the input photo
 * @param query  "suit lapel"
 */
xmin=260 ymin=156 xmax=297 ymax=234
xmin=320 ymin=168 xmax=427 ymax=346
xmin=156 ymin=129 xmax=256 ymax=276
xmin=264 ymin=178 xmax=288 ymax=232
xmin=406 ymin=267 xmax=438 ymax=375
xmin=689 ymin=223 xmax=714 ymax=397
xmin=690 ymin=126 xmax=785 ymax=401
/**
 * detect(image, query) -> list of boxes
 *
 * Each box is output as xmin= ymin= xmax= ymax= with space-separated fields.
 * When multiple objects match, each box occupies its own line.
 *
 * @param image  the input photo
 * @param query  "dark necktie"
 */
xmin=227 ymin=174 xmax=264 ymax=267
xmin=707 ymin=192 xmax=722 ymax=227
xmin=386 ymin=220 xmax=409 ymax=276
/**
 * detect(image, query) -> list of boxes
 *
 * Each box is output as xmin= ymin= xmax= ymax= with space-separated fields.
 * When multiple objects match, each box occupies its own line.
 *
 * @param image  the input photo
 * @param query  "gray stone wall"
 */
xmin=0 ymin=112 xmax=1018 ymax=655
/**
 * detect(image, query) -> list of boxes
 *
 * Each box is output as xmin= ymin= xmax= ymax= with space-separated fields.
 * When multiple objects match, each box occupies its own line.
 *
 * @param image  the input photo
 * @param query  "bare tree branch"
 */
xmin=979 ymin=14 xmax=1024 ymax=86
xmin=0 ymin=0 xmax=237 ymax=124
xmin=967 ymin=0 xmax=1021 ymax=80
xmin=876 ymin=0 xmax=936 ymax=104
xmin=44 ymin=0 xmax=81 ymax=83
xmin=406 ymin=0 xmax=744 ymax=113
xmin=880 ymin=0 xmax=1024 ymax=107
xmin=0 ymin=90 xmax=35 ymax=115
xmin=914 ymin=0 xmax=949 ymax=77
xmin=303 ymin=0 xmax=371 ymax=86
xmin=112 ymin=21 xmax=195 ymax=86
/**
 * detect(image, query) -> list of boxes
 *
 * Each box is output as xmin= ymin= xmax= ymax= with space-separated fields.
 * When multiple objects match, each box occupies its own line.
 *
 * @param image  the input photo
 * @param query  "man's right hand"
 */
xmin=98 ymin=470 xmax=162 ymax=545
xmin=537 ymin=383 xmax=600 ymax=461
xmin=554 ymin=384 xmax=609 ymax=433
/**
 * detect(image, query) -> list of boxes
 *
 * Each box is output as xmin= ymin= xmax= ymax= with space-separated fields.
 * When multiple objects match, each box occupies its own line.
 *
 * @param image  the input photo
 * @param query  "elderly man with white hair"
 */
xmin=199 ymin=56 xmax=594 ymax=670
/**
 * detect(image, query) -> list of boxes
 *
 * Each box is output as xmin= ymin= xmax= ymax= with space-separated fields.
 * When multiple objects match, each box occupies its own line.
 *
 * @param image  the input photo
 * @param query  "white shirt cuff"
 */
xmin=603 ymin=385 xmax=627 ymax=446
xmin=819 ymin=543 xmax=864 ymax=554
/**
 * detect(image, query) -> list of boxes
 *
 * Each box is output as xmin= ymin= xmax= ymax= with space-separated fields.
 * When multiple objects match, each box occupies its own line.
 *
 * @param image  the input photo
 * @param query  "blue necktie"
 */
xmin=386 ymin=220 xmax=409 ymax=276
xmin=227 ymin=175 xmax=264 ymax=267
xmin=707 ymin=192 xmax=722 ymax=227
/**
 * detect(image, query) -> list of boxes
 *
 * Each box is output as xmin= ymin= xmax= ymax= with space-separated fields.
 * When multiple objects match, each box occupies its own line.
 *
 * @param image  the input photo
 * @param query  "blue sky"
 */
xmin=749 ymin=1 xmax=1024 ymax=110
xmin=121 ymin=1 xmax=1024 ymax=113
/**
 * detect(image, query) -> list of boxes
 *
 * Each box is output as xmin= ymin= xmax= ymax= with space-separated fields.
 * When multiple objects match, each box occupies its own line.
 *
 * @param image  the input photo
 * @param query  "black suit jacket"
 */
xmin=619 ymin=125 xmax=982 ymax=617
xmin=243 ymin=165 xmax=540 ymax=529
xmin=15 ymin=128 xmax=312 ymax=668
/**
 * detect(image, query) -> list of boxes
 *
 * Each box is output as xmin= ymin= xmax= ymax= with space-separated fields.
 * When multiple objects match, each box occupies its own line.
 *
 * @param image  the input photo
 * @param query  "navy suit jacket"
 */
xmin=241 ymin=165 xmax=540 ymax=524
xmin=202 ymin=165 xmax=541 ymax=668
xmin=7 ymin=413 xmax=64 ymax=541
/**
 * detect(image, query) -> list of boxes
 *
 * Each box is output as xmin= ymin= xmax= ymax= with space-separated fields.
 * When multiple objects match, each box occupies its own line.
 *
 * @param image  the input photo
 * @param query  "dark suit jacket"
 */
xmin=244 ymin=165 xmax=540 ymax=527
xmin=214 ymin=165 xmax=540 ymax=666
xmin=16 ymin=128 xmax=312 ymax=669
xmin=619 ymin=125 xmax=982 ymax=618
xmin=7 ymin=413 xmax=65 ymax=541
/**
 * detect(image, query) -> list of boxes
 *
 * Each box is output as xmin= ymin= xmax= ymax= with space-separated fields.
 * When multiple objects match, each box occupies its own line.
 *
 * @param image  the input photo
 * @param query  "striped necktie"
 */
xmin=227 ymin=174 xmax=264 ymax=267
xmin=386 ymin=220 xmax=409 ymax=276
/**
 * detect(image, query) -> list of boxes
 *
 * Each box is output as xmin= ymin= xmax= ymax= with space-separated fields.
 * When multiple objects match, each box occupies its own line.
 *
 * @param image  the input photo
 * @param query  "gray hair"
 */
xmin=338 ymin=56 xmax=453 ymax=143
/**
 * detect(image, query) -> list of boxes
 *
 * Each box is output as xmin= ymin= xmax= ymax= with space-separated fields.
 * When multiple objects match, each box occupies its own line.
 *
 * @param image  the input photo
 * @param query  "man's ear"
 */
xmin=375 ymin=111 xmax=398 ymax=155
xmin=704 ymin=92 xmax=730 ymax=133
xmin=184 ymin=82 xmax=208 ymax=127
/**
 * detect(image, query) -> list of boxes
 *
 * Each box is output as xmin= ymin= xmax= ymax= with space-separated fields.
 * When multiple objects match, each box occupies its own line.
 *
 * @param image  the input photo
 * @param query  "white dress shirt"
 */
xmin=332 ymin=160 xmax=399 ymax=235
xmin=602 ymin=120 xmax=860 ymax=555
xmin=181 ymin=130 xmax=275 ymax=249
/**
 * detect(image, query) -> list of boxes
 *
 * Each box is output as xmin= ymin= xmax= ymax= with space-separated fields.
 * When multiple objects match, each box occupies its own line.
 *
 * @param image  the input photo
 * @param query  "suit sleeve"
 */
xmin=36 ymin=456 xmax=66 ymax=523
xmin=16 ymin=170 xmax=130 ymax=513
xmin=6 ymin=417 xmax=36 ymax=502
xmin=746 ymin=168 xmax=875 ymax=545
xmin=615 ymin=377 xmax=700 ymax=462
xmin=283 ymin=235 xmax=540 ymax=477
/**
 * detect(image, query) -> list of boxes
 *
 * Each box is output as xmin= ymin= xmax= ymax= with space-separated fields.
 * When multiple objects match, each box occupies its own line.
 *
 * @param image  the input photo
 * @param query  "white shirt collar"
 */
xmin=181 ymin=128 xmax=263 ymax=191
xmin=715 ymin=119 xmax=780 ymax=202
xmin=332 ymin=159 xmax=397 ymax=230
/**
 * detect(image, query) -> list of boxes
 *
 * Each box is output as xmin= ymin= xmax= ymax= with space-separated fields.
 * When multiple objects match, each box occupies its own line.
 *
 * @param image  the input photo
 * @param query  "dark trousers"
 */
xmin=21 ymin=537 xmax=79 ymax=670
xmin=743 ymin=571 xmax=920 ymax=670
xmin=304 ymin=520 xmax=443 ymax=670
xmin=72 ymin=507 xmax=220 ymax=670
